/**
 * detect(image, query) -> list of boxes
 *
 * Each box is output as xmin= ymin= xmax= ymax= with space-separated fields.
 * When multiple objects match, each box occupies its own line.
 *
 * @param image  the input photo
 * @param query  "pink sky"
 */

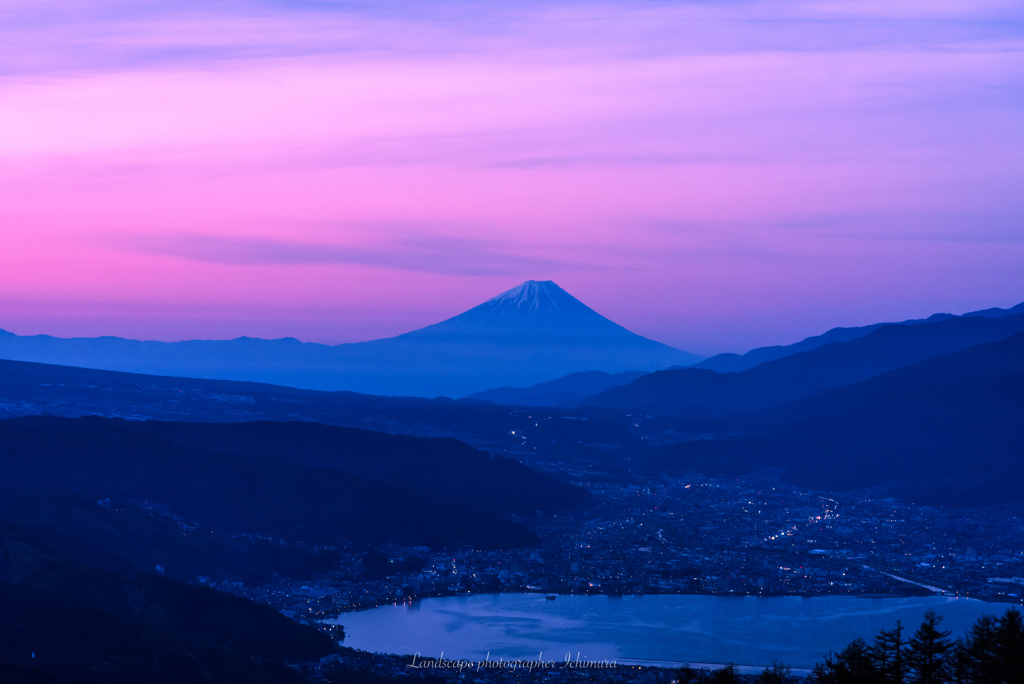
xmin=0 ymin=0 xmax=1021 ymax=355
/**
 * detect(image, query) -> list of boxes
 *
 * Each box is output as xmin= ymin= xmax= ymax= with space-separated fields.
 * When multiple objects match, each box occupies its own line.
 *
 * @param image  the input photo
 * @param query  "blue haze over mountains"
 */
xmin=466 ymin=300 xmax=1024 ymax=408
xmin=579 ymin=308 xmax=1024 ymax=414
xmin=2 ymin=282 xmax=1024 ymax=501
xmin=1 ymin=285 xmax=1022 ymax=683
xmin=693 ymin=300 xmax=1024 ymax=373
xmin=652 ymin=330 xmax=1024 ymax=506
xmin=465 ymin=370 xmax=648 ymax=407
xmin=0 ymin=291 xmax=1021 ymax=508
xmin=1 ymin=303 xmax=1022 ymax=508
xmin=0 ymin=281 xmax=700 ymax=399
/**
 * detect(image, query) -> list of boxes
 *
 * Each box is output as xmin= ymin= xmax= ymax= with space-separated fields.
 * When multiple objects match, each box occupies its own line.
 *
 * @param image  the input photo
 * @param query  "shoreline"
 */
xmin=321 ymin=585 xmax=1019 ymax=617
xmin=319 ymin=591 xmax=1021 ymax=672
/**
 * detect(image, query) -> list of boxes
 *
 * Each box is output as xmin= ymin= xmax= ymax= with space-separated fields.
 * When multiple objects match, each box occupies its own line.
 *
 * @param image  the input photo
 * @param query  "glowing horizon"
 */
xmin=1 ymin=0 xmax=1021 ymax=356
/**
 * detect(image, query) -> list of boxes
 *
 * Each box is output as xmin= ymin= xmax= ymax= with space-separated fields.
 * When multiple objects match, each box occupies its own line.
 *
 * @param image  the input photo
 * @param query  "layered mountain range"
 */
xmin=0 ymin=281 xmax=700 ymax=398
xmin=651 ymin=331 xmax=1024 ymax=506
xmin=466 ymin=300 xmax=1024 ymax=410
xmin=692 ymin=301 xmax=1024 ymax=373
xmin=2 ymin=292 xmax=1021 ymax=682
xmin=579 ymin=308 xmax=1024 ymax=414
xmin=0 ymin=294 xmax=1021 ymax=509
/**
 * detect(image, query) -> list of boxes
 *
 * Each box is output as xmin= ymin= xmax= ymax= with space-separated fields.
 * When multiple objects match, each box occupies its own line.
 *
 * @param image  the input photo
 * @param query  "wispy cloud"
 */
xmin=0 ymin=0 xmax=1021 ymax=348
xmin=101 ymin=231 xmax=573 ymax=277
xmin=1 ymin=0 xmax=1021 ymax=78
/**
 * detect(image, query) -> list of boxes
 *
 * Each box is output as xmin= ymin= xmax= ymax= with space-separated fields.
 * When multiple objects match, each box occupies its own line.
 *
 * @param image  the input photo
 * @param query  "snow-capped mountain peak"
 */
xmin=485 ymin=280 xmax=568 ymax=314
xmin=404 ymin=279 xmax=630 ymax=337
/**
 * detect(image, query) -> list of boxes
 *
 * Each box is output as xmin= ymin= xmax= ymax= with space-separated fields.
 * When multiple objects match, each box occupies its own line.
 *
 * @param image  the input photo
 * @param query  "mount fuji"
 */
xmin=0 ymin=281 xmax=700 ymax=398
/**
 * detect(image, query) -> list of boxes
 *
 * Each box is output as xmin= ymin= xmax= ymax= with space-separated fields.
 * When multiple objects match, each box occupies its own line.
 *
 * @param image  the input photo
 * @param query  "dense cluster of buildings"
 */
xmin=213 ymin=475 xmax=1023 ymax=627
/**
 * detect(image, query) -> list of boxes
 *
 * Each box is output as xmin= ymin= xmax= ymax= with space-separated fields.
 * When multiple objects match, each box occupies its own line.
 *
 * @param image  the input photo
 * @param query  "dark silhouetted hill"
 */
xmin=0 ymin=493 xmax=344 ymax=585
xmin=0 ymin=539 xmax=335 ymax=683
xmin=653 ymin=332 xmax=1024 ymax=506
xmin=136 ymin=419 xmax=590 ymax=517
xmin=0 ymin=416 xmax=592 ymax=548
xmin=464 ymin=370 xmax=647 ymax=407
xmin=580 ymin=312 xmax=1024 ymax=416
xmin=0 ymin=357 xmax=642 ymax=467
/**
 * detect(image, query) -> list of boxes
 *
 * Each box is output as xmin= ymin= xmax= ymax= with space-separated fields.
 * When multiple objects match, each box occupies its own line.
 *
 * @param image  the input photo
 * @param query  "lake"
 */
xmin=326 ymin=593 xmax=1018 ymax=671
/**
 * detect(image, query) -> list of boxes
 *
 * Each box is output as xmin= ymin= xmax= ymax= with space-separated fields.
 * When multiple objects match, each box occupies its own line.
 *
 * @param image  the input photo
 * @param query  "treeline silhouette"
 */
xmin=674 ymin=608 xmax=1023 ymax=683
xmin=677 ymin=662 xmax=792 ymax=683
xmin=810 ymin=608 xmax=1023 ymax=684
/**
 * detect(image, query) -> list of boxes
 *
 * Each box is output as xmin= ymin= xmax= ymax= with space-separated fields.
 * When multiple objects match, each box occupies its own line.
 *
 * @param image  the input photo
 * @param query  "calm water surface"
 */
xmin=328 ymin=593 xmax=1018 ymax=670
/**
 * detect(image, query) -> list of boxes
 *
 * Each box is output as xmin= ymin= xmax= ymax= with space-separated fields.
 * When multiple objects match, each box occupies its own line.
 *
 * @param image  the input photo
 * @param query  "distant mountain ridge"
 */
xmin=655 ymin=331 xmax=1024 ymax=506
xmin=578 ymin=311 xmax=1024 ymax=415
xmin=463 ymin=298 xmax=1024 ymax=407
xmin=1 ymin=320 xmax=1023 ymax=511
xmin=465 ymin=370 xmax=647 ymax=407
xmin=0 ymin=280 xmax=700 ymax=398
xmin=695 ymin=300 xmax=1024 ymax=373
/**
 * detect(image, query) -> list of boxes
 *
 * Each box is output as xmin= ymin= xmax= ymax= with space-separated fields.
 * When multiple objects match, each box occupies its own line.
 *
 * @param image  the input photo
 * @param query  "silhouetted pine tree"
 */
xmin=815 ymin=638 xmax=878 ymax=683
xmin=675 ymin=663 xmax=738 ymax=683
xmin=755 ymin=660 xmax=792 ymax=683
xmin=950 ymin=639 xmax=969 ymax=684
xmin=677 ymin=664 xmax=704 ymax=684
xmin=709 ymin=664 xmax=740 ymax=684
xmin=957 ymin=614 xmax=999 ymax=684
xmin=994 ymin=607 xmax=1023 ymax=684
xmin=907 ymin=610 xmax=953 ymax=684
xmin=813 ymin=607 xmax=1024 ymax=684
xmin=872 ymin=620 xmax=910 ymax=683
xmin=809 ymin=662 xmax=832 ymax=684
